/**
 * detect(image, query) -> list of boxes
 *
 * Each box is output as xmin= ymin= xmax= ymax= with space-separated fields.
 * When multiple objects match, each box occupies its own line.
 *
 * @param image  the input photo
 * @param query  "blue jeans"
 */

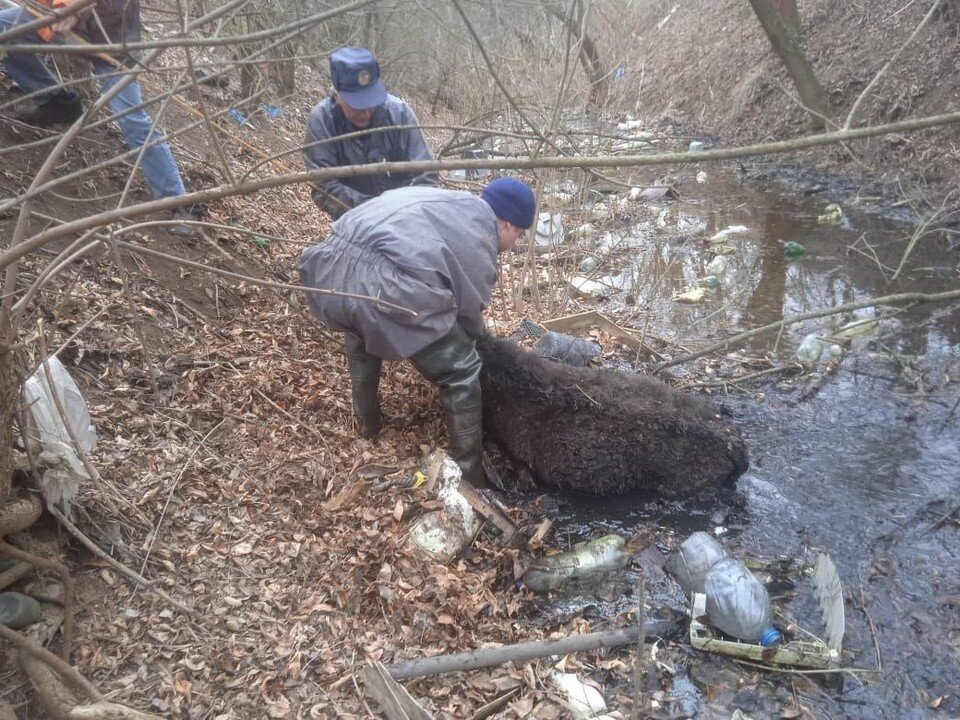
xmin=0 ymin=6 xmax=186 ymax=200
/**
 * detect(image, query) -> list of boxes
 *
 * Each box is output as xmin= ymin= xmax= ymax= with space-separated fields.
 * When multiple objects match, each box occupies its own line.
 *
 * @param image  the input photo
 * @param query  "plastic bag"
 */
xmin=23 ymin=356 xmax=97 ymax=478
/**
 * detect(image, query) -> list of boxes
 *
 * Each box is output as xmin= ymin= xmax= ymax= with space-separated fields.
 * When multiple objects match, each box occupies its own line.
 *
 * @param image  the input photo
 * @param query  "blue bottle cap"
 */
xmin=759 ymin=627 xmax=783 ymax=647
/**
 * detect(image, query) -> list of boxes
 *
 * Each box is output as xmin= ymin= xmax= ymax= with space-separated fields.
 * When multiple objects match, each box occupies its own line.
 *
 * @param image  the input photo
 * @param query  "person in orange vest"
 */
xmin=0 ymin=0 xmax=202 ymax=232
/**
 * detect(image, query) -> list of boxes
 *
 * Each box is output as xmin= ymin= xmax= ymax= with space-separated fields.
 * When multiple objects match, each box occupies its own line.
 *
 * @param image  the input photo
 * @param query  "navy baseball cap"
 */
xmin=329 ymin=47 xmax=387 ymax=110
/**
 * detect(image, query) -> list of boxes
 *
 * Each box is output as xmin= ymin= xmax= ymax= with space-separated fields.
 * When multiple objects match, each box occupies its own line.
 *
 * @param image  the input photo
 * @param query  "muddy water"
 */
xmin=520 ymin=171 xmax=960 ymax=718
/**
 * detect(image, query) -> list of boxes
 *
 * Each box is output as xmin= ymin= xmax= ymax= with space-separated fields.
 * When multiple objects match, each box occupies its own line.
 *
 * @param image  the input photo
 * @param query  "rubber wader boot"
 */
xmin=410 ymin=326 xmax=488 ymax=488
xmin=344 ymin=333 xmax=382 ymax=439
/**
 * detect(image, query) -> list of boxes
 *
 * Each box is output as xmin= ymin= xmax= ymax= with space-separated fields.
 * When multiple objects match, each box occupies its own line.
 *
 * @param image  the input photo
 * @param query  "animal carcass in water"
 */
xmin=477 ymin=336 xmax=748 ymax=497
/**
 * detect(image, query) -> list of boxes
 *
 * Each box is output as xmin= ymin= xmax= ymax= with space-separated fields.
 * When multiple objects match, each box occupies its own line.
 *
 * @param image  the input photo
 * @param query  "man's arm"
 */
xmin=398 ymin=103 xmax=438 ymax=188
xmin=303 ymin=103 xmax=371 ymax=218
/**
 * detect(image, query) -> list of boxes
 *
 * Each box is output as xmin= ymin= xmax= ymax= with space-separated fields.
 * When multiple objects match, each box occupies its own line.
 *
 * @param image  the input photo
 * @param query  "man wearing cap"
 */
xmin=298 ymin=177 xmax=536 ymax=487
xmin=304 ymin=47 xmax=437 ymax=220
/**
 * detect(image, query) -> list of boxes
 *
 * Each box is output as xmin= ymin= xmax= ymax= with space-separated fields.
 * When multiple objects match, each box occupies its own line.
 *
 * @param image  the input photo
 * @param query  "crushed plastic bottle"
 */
xmin=704 ymin=556 xmax=782 ymax=646
xmin=523 ymin=535 xmax=629 ymax=593
xmin=797 ymin=333 xmax=824 ymax=362
xmin=665 ymin=531 xmax=727 ymax=596
xmin=705 ymin=254 xmax=728 ymax=276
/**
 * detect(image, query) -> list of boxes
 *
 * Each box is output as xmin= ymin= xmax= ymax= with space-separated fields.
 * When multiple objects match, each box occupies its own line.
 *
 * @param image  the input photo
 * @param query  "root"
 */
xmin=0 ymin=559 xmax=33 ymax=591
xmin=0 ymin=539 xmax=75 ymax=660
xmin=21 ymin=652 xmax=88 ymax=720
xmin=0 ymin=492 xmax=43 ymax=536
xmin=0 ymin=700 xmax=16 ymax=720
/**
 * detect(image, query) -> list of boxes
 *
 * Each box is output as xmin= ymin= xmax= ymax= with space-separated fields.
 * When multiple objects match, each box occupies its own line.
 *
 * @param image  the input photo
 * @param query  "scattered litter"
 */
xmin=833 ymin=317 xmax=879 ymax=339
xmin=544 ymin=191 xmax=575 ymax=210
xmin=535 ymin=212 xmax=565 ymax=248
xmin=616 ymin=118 xmax=644 ymax=133
xmin=570 ymin=223 xmax=596 ymax=240
xmin=590 ymin=203 xmax=609 ymax=221
xmin=706 ymin=255 xmax=728 ymax=276
xmin=634 ymin=185 xmax=678 ymax=202
xmin=533 ymin=331 xmax=602 ymax=367
xmin=709 ymin=225 xmax=749 ymax=244
xmin=783 ymin=241 xmax=806 ymax=257
xmin=407 ymin=453 xmax=481 ymax=564
xmin=549 ymin=671 xmax=608 ymax=719
xmin=259 ymin=102 xmax=282 ymax=118
xmin=696 ymin=170 xmax=708 ymax=183
xmin=228 ymin=108 xmax=248 ymax=126
xmin=688 ymin=140 xmax=705 ymax=153
xmin=797 ymin=334 xmax=843 ymax=363
xmin=523 ymin=535 xmax=629 ymax=593
xmin=23 ymin=355 xmax=97 ymax=479
xmin=700 ymin=275 xmax=721 ymax=289
xmin=579 ymin=256 xmax=599 ymax=273
xmin=673 ymin=287 xmax=707 ymax=303
xmin=817 ymin=203 xmax=843 ymax=224
xmin=570 ymin=275 xmax=610 ymax=298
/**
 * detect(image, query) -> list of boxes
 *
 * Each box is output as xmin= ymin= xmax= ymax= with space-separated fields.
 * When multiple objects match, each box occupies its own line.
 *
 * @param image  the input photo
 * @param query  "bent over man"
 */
xmin=298 ymin=178 xmax=536 ymax=487
xmin=304 ymin=46 xmax=436 ymax=220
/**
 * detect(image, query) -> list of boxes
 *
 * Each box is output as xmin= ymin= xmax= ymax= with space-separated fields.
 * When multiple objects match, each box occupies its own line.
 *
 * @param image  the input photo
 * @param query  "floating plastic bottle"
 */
xmin=704 ymin=556 xmax=782 ymax=646
xmin=665 ymin=531 xmax=728 ymax=596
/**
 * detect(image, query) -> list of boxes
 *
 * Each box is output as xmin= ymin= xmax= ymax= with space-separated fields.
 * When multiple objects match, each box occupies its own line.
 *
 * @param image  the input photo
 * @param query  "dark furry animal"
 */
xmin=477 ymin=336 xmax=749 ymax=497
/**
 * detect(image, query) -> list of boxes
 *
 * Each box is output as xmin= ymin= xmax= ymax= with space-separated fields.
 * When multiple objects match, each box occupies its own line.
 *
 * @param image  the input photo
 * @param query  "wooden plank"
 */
xmin=541 ymin=310 xmax=659 ymax=357
xmin=456 ymin=479 xmax=519 ymax=545
xmin=362 ymin=661 xmax=435 ymax=720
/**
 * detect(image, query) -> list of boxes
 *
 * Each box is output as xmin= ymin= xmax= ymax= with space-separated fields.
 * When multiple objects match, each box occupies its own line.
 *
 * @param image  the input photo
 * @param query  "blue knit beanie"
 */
xmin=481 ymin=177 xmax=536 ymax=229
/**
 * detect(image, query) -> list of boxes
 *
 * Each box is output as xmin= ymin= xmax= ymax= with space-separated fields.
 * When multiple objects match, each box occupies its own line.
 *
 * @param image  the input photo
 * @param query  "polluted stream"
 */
xmin=502 ymin=169 xmax=960 ymax=719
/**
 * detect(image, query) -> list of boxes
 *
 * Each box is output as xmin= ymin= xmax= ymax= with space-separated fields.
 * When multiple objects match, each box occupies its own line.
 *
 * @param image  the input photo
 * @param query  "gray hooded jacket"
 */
xmin=304 ymin=94 xmax=437 ymax=218
xmin=298 ymin=187 xmax=499 ymax=359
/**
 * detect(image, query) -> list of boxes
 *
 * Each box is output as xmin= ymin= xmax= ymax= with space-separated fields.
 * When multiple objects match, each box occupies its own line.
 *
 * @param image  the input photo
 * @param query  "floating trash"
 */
xmin=783 ymin=241 xmax=806 ymax=257
xmin=579 ymin=256 xmax=599 ymax=273
xmin=673 ymin=287 xmax=707 ymax=303
xmin=709 ymin=225 xmax=749 ymax=243
xmin=817 ymin=203 xmax=843 ymax=224
xmin=706 ymin=255 xmax=728 ymax=276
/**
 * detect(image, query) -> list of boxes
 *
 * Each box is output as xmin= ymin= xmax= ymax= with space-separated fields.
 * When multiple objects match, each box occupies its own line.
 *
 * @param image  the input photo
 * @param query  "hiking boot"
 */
xmin=168 ymin=203 xmax=205 ymax=236
xmin=15 ymin=91 xmax=83 ymax=127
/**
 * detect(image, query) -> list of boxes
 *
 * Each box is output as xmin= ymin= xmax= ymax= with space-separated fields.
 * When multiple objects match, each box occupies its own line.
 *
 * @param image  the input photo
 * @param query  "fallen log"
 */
xmin=387 ymin=619 xmax=678 ymax=680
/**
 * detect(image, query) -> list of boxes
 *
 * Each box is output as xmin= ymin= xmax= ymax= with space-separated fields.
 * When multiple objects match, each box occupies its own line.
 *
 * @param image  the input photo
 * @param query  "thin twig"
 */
xmin=46 ymin=504 xmax=199 ymax=618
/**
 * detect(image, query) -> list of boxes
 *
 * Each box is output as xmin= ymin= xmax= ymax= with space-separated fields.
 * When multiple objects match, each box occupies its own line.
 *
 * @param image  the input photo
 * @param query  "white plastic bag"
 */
xmin=23 ymin=356 xmax=97 ymax=478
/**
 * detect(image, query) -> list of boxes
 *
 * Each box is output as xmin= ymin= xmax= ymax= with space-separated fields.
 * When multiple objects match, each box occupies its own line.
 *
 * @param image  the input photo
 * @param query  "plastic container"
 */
xmin=665 ymin=531 xmax=728 ymax=596
xmin=704 ymin=556 xmax=782 ymax=646
xmin=523 ymin=535 xmax=629 ymax=593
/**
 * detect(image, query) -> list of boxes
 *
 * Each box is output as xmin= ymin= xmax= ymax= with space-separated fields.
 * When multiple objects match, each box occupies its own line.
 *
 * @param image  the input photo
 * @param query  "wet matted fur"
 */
xmin=477 ymin=335 xmax=749 ymax=497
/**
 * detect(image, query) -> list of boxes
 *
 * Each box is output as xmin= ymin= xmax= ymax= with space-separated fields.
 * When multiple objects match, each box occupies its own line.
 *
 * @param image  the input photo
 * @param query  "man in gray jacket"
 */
xmin=298 ymin=178 xmax=536 ymax=487
xmin=304 ymin=47 xmax=437 ymax=219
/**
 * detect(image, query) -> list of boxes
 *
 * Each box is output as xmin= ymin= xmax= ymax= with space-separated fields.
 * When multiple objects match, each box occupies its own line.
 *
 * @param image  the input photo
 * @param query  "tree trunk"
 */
xmin=544 ymin=0 xmax=609 ymax=108
xmin=749 ymin=0 xmax=830 ymax=129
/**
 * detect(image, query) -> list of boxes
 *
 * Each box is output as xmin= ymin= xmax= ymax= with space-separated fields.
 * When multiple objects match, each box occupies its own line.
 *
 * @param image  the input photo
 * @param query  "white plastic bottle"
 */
xmin=704 ymin=555 xmax=782 ymax=646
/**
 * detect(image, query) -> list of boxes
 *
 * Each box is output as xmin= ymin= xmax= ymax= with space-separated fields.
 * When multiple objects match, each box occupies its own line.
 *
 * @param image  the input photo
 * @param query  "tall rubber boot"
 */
xmin=344 ymin=333 xmax=382 ymax=439
xmin=410 ymin=325 xmax=488 ymax=488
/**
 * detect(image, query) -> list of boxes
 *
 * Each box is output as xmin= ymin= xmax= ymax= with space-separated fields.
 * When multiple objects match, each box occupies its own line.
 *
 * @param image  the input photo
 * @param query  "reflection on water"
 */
xmin=530 ymin=171 xmax=960 ymax=717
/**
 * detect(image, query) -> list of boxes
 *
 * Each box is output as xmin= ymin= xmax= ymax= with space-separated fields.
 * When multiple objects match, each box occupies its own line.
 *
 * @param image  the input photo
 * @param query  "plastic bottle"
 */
xmin=665 ymin=531 xmax=728 ymax=596
xmin=703 ymin=556 xmax=782 ymax=647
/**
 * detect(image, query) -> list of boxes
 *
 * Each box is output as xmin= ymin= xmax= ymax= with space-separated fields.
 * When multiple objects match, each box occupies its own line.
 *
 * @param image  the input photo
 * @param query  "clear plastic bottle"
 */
xmin=665 ymin=531 xmax=728 ymax=596
xmin=704 ymin=556 xmax=782 ymax=646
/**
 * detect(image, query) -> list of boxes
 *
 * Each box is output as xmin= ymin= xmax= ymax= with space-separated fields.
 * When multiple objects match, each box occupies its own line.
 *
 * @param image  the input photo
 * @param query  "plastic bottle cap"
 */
xmin=759 ymin=627 xmax=783 ymax=647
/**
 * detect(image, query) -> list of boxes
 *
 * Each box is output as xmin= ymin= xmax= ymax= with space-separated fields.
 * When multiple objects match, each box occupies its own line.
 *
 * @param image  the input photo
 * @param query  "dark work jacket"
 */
xmin=303 ymin=93 xmax=437 ymax=218
xmin=298 ymin=187 xmax=498 ymax=359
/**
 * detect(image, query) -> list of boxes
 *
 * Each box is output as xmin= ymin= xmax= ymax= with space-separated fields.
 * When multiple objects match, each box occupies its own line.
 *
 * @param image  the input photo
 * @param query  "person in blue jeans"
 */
xmin=0 ymin=0 xmax=201 ymax=232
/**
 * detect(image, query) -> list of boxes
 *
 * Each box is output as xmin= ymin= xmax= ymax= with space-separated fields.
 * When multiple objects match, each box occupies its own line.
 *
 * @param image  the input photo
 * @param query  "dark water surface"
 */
xmin=517 ymin=170 xmax=960 ymax=719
